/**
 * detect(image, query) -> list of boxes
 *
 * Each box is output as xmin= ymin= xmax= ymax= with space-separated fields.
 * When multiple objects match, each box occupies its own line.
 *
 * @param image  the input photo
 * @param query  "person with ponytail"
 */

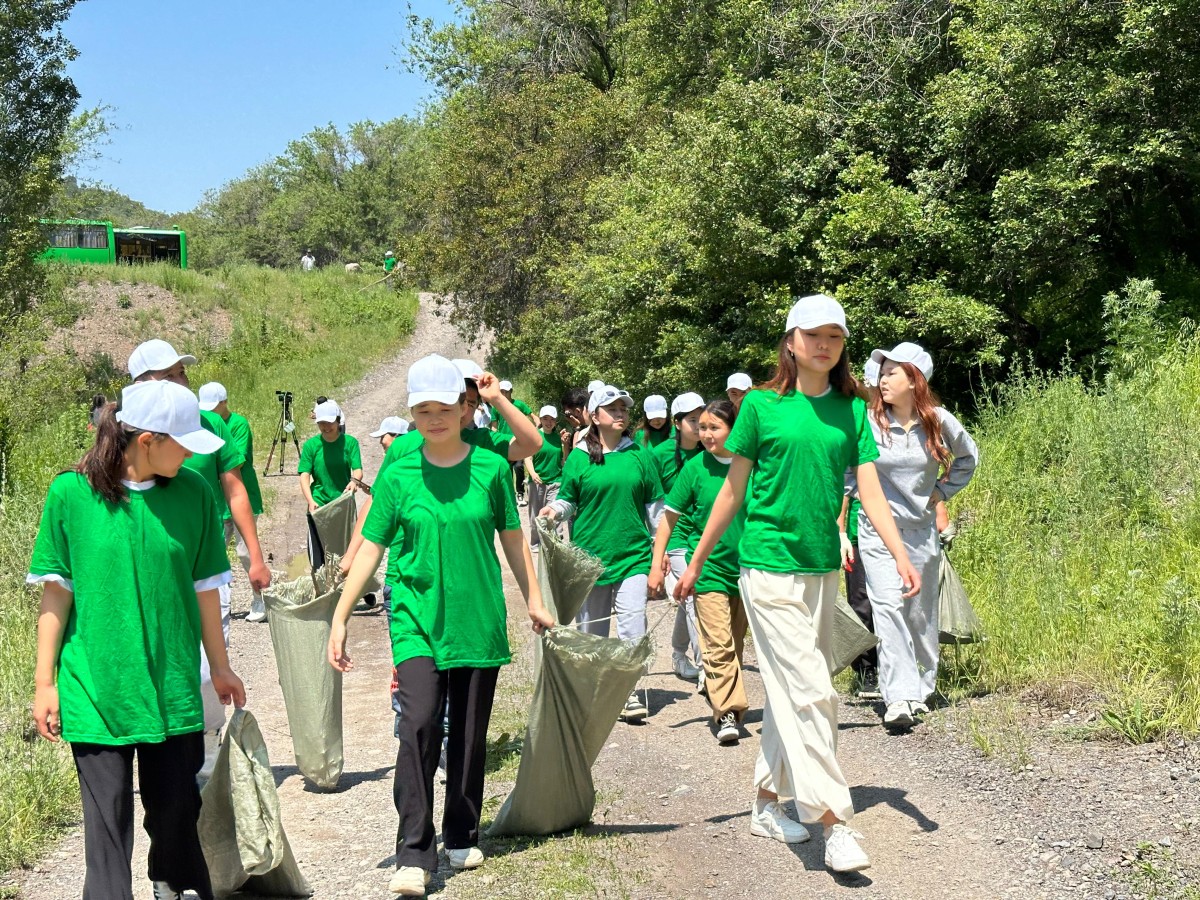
xmin=653 ymin=399 xmax=749 ymax=744
xmin=648 ymin=393 xmax=705 ymax=687
xmin=540 ymin=384 xmax=664 ymax=723
xmin=634 ymin=394 xmax=672 ymax=448
xmin=854 ymin=343 xmax=978 ymax=730
xmin=676 ymin=294 xmax=920 ymax=874
xmin=328 ymin=355 xmax=552 ymax=897
xmin=30 ymin=381 xmax=246 ymax=900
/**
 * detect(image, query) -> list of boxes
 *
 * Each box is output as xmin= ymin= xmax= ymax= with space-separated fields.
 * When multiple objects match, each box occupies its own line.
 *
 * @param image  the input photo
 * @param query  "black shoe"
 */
xmin=362 ymin=592 xmax=377 ymax=609
xmin=854 ymin=670 xmax=881 ymax=701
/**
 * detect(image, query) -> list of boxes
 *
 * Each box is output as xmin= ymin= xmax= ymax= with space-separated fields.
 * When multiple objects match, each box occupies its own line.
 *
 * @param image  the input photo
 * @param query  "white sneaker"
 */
xmin=824 ymin=823 xmax=870 ymax=872
xmin=697 ymin=667 xmax=707 ymax=696
xmin=447 ymin=846 xmax=485 ymax=870
xmin=619 ymin=691 xmax=648 ymax=723
xmin=388 ymin=866 xmax=430 ymax=895
xmin=911 ymin=701 xmax=930 ymax=716
xmin=672 ymin=653 xmax=700 ymax=681
xmin=247 ymin=596 xmax=267 ymax=622
xmin=151 ymin=883 xmax=182 ymax=900
xmin=716 ymin=712 xmax=739 ymax=744
xmin=749 ymin=799 xmax=811 ymax=844
xmin=883 ymin=701 xmax=914 ymax=729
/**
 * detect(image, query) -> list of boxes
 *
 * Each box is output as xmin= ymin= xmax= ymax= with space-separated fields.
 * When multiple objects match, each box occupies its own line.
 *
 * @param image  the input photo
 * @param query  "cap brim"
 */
xmin=408 ymin=391 xmax=462 ymax=408
xmin=197 ymin=400 xmax=219 ymax=411
xmin=178 ymin=354 xmax=198 ymax=367
xmin=173 ymin=428 xmax=224 ymax=455
xmin=675 ymin=403 xmax=704 ymax=416
xmin=369 ymin=429 xmax=387 ymax=437
xmin=792 ymin=319 xmax=850 ymax=336
xmin=314 ymin=415 xmax=339 ymax=423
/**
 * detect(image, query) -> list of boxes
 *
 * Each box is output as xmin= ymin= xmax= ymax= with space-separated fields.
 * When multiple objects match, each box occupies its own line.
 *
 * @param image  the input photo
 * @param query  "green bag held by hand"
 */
xmin=263 ymin=557 xmax=344 ymax=789
xmin=829 ymin=593 xmax=879 ymax=676
xmin=198 ymin=709 xmax=312 ymax=898
xmin=489 ymin=518 xmax=653 ymax=837
xmin=939 ymin=547 xmax=985 ymax=645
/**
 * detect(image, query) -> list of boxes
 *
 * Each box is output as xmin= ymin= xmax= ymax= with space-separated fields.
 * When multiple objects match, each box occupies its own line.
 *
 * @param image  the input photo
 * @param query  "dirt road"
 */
xmin=13 ymin=296 xmax=1200 ymax=899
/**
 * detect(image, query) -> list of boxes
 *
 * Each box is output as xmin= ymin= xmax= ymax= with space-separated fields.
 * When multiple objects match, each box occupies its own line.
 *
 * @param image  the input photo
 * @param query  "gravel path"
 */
xmin=12 ymin=296 xmax=1200 ymax=899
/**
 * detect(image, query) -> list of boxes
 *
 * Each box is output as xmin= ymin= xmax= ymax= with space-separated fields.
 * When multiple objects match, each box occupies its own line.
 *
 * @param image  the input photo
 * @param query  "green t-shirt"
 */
xmin=182 ymin=410 xmax=244 ymax=521
xmin=298 ymin=433 xmax=362 ymax=507
xmin=666 ymin=452 xmax=746 ymax=596
xmin=558 ymin=442 xmax=663 ymax=586
xmin=384 ymin=256 xmax=396 ymax=272
xmin=726 ymin=388 xmax=878 ymax=574
xmin=652 ymin=439 xmax=702 ymax=552
xmin=529 ymin=428 xmax=563 ymax=482
xmin=28 ymin=469 xmax=231 ymax=745
xmin=495 ymin=399 xmax=532 ymax=438
xmin=225 ymin=411 xmax=263 ymax=516
xmin=635 ymin=424 xmax=673 ymax=449
xmin=377 ymin=427 xmax=511 ymax=479
xmin=362 ymin=445 xmax=520 ymax=669
xmin=846 ymin=497 xmax=862 ymax=544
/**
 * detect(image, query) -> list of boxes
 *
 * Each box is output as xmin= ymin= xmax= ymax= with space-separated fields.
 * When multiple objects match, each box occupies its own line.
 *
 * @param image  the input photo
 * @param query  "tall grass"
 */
xmin=949 ymin=321 xmax=1200 ymax=740
xmin=0 ymin=264 xmax=416 ymax=872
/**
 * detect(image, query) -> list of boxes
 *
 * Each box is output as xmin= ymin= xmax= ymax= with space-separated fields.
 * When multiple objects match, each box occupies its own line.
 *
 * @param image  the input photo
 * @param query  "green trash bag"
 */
xmin=939 ymin=548 xmax=984 ymax=645
xmin=306 ymin=491 xmax=379 ymax=592
xmin=198 ymin=709 xmax=312 ymax=898
xmin=263 ymin=558 xmax=344 ymax=789
xmin=828 ymin=593 xmax=879 ymax=676
xmin=489 ymin=519 xmax=654 ymax=837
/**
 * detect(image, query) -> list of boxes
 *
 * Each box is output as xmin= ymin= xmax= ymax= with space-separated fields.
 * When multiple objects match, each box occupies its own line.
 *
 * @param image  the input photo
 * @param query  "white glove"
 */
xmin=839 ymin=532 xmax=855 ymax=568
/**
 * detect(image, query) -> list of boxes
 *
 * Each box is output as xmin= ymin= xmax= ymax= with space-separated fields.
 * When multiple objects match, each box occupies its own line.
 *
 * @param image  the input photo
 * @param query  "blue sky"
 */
xmin=64 ymin=0 xmax=454 ymax=214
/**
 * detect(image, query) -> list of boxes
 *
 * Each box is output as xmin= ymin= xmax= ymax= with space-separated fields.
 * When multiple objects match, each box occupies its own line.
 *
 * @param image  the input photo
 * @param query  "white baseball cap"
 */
xmin=589 ymin=385 xmax=633 ymax=414
xmin=785 ymin=293 xmax=848 ymax=336
xmin=452 ymin=359 xmax=484 ymax=383
xmin=643 ymin=395 xmax=668 ymax=418
xmin=671 ymin=393 xmax=705 ymax=417
xmin=197 ymin=382 xmax=227 ymax=411
xmin=587 ymin=379 xmax=605 ymax=394
xmin=128 ymin=339 xmax=197 ymax=381
xmin=313 ymin=400 xmax=341 ymax=423
xmin=726 ymin=373 xmax=752 ymax=391
xmin=871 ymin=342 xmax=934 ymax=380
xmin=409 ymin=354 xmax=467 ymax=407
xmin=499 ymin=380 xmax=513 ymax=391
xmin=370 ymin=416 xmax=409 ymax=437
xmin=116 ymin=381 xmax=224 ymax=455
xmin=539 ymin=405 xmax=558 ymax=419
xmin=863 ymin=358 xmax=881 ymax=387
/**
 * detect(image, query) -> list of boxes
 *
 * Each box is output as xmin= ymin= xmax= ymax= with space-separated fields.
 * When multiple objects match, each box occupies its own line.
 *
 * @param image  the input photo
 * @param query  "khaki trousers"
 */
xmin=694 ymin=590 xmax=749 ymax=722
xmin=740 ymin=567 xmax=854 ymax=824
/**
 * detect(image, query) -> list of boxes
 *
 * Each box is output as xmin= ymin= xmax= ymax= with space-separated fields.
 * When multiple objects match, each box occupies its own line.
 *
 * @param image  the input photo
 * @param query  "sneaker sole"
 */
xmin=448 ymin=859 xmax=484 ymax=871
xmin=619 ymin=709 xmax=648 ymax=723
xmin=717 ymin=730 xmax=739 ymax=744
xmin=883 ymin=716 xmax=914 ymax=731
xmin=749 ymin=820 xmax=811 ymax=843
xmin=826 ymin=856 xmax=871 ymax=873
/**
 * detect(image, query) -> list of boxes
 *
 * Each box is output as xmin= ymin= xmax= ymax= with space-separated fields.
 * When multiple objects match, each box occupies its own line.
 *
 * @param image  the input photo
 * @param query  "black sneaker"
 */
xmin=362 ymin=592 xmax=377 ymax=609
xmin=151 ymin=883 xmax=183 ymax=900
xmin=854 ymin=671 xmax=882 ymax=701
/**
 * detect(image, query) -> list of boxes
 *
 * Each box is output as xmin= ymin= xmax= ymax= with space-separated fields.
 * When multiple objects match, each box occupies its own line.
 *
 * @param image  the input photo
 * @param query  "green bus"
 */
xmin=41 ymin=219 xmax=188 ymax=268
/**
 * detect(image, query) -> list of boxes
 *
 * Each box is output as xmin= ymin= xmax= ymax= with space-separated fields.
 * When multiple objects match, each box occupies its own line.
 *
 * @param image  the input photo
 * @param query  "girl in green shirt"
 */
xmin=540 ymin=385 xmax=664 ymax=724
xmin=29 ymin=380 xmax=246 ymax=900
xmin=633 ymin=393 xmax=672 ymax=448
xmin=677 ymin=294 xmax=919 ymax=875
xmin=654 ymin=399 xmax=750 ymax=745
xmin=650 ymin=393 xmax=705 ymax=687
xmin=328 ymin=354 xmax=552 ymax=898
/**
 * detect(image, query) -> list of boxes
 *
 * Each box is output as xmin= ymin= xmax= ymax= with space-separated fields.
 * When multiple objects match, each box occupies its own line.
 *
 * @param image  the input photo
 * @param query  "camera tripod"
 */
xmin=263 ymin=390 xmax=302 ymax=476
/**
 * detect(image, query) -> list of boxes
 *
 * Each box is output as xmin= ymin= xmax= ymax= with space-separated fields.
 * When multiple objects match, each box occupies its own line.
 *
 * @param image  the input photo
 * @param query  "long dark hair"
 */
xmin=872 ymin=361 xmax=951 ymax=474
xmin=703 ymin=398 xmax=738 ymax=434
xmin=77 ymin=403 xmax=169 ymax=503
xmin=584 ymin=415 xmax=631 ymax=465
xmin=761 ymin=330 xmax=863 ymax=399
xmin=635 ymin=416 xmax=670 ymax=440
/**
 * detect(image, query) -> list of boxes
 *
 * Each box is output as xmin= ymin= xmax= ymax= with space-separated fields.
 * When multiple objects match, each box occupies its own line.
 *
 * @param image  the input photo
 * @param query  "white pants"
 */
xmin=664 ymin=550 xmax=701 ymax=664
xmin=859 ymin=518 xmax=941 ymax=705
xmin=740 ymin=568 xmax=854 ymax=824
xmin=199 ymin=582 xmax=232 ymax=731
xmin=223 ymin=517 xmax=260 ymax=603
xmin=577 ymin=574 xmax=648 ymax=643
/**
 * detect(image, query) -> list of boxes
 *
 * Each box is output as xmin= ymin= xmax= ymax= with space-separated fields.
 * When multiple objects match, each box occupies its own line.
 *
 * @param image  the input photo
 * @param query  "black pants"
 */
xmin=392 ymin=659 xmax=499 ymax=871
xmin=510 ymin=460 xmax=526 ymax=498
xmin=844 ymin=540 xmax=878 ymax=677
xmin=72 ymin=731 xmax=212 ymax=900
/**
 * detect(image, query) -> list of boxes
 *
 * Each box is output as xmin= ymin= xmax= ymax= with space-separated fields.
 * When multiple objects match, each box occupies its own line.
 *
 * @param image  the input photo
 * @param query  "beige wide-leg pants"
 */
xmin=740 ymin=567 xmax=854 ymax=824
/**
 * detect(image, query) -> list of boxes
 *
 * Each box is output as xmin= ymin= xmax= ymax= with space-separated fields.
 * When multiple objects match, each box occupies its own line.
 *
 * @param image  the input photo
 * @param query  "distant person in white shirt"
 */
xmin=301 ymin=250 xmax=316 ymax=271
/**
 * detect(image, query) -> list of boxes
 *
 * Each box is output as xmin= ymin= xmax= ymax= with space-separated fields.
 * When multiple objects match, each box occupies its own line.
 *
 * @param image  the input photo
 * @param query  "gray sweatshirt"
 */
xmin=848 ymin=406 xmax=979 ymax=529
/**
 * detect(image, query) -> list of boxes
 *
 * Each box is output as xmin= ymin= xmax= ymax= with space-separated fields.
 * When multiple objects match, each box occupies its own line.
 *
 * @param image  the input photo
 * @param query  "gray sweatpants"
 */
xmin=858 ymin=517 xmax=942 ymax=705
xmin=664 ymin=550 xmax=701 ymax=665
xmin=526 ymin=481 xmax=560 ymax=548
xmin=223 ymin=517 xmax=260 ymax=605
xmin=577 ymin=573 xmax=649 ymax=643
